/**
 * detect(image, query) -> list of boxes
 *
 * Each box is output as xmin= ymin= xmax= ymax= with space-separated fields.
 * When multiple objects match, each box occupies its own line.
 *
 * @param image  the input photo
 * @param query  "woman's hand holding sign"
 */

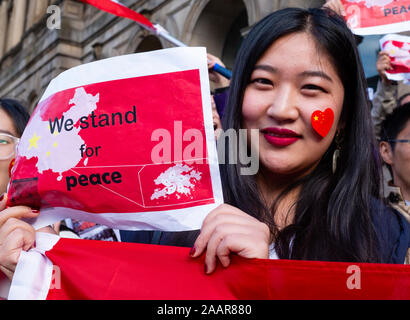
xmin=323 ymin=0 xmax=346 ymax=16
xmin=0 ymin=194 xmax=38 ymax=279
xmin=376 ymin=51 xmax=393 ymax=84
xmin=0 ymin=194 xmax=56 ymax=280
xmin=190 ymin=204 xmax=270 ymax=274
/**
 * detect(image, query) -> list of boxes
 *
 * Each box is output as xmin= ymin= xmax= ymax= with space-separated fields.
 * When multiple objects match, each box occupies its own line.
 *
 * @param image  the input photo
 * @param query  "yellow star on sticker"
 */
xmin=314 ymin=116 xmax=319 ymax=121
xmin=28 ymin=132 xmax=41 ymax=150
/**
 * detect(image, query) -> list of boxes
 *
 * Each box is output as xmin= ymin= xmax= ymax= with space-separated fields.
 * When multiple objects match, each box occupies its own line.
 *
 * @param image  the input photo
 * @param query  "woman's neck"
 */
xmin=257 ymin=169 xmax=301 ymax=230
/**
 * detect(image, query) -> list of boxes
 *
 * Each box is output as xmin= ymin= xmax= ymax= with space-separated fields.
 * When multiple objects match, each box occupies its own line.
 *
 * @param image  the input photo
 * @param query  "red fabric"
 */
xmin=79 ymin=0 xmax=155 ymax=30
xmin=341 ymin=0 xmax=410 ymax=30
xmin=45 ymin=238 xmax=410 ymax=300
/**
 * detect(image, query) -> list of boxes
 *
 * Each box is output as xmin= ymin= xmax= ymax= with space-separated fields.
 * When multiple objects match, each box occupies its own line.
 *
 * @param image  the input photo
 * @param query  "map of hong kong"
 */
xmin=151 ymin=164 xmax=202 ymax=200
xmin=18 ymin=87 xmax=99 ymax=180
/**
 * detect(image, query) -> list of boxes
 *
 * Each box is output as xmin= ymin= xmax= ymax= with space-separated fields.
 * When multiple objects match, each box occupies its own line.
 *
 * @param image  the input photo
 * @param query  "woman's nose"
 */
xmin=266 ymin=87 xmax=299 ymax=122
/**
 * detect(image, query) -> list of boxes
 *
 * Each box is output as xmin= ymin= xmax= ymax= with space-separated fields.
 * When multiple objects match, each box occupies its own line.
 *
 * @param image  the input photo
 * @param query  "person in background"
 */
xmin=0 ymin=99 xmax=30 ymax=196
xmin=211 ymin=95 xmax=222 ymax=140
xmin=379 ymin=103 xmax=410 ymax=264
xmin=0 ymin=99 xmax=33 ymax=293
xmin=207 ymin=53 xmax=230 ymax=91
xmin=208 ymin=53 xmax=231 ymax=121
xmin=323 ymin=0 xmax=346 ymax=16
xmin=371 ymin=50 xmax=410 ymax=139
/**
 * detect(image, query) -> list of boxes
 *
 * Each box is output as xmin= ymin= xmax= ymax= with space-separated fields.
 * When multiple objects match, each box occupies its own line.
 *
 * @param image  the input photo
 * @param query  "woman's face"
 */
xmin=0 ymin=108 xmax=18 ymax=195
xmin=242 ymin=32 xmax=344 ymax=182
xmin=390 ymin=119 xmax=410 ymax=192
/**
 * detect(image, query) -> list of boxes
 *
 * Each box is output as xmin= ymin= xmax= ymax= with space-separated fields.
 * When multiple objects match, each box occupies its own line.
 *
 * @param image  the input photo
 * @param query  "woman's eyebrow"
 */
xmin=253 ymin=65 xmax=278 ymax=74
xmin=299 ymin=70 xmax=333 ymax=82
xmin=0 ymin=129 xmax=14 ymax=136
xmin=253 ymin=66 xmax=333 ymax=83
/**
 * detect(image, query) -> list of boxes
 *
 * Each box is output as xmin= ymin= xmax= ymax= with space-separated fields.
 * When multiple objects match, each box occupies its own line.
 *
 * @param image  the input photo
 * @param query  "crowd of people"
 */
xmin=0 ymin=1 xmax=409 ymax=296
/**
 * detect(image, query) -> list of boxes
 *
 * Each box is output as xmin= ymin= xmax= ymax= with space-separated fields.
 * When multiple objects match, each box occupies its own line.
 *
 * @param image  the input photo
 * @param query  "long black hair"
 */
xmin=0 ymin=98 xmax=30 ymax=137
xmin=221 ymin=8 xmax=382 ymax=262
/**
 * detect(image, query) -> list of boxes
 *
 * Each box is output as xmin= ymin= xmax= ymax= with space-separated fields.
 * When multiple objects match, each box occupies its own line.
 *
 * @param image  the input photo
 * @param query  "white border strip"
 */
xmin=8 ymin=233 xmax=60 ymax=300
xmin=41 ymin=47 xmax=213 ymax=102
xmin=352 ymin=21 xmax=410 ymax=36
xmin=379 ymin=33 xmax=410 ymax=44
xmin=31 ymin=201 xmax=219 ymax=231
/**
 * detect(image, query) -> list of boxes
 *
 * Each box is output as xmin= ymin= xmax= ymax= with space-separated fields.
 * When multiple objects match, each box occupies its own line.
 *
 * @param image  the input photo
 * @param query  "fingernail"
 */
xmin=31 ymin=209 xmax=40 ymax=214
xmin=189 ymin=246 xmax=196 ymax=257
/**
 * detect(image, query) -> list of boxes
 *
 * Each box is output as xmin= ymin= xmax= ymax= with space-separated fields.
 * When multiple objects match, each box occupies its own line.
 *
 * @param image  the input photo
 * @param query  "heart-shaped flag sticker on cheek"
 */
xmin=8 ymin=158 xmax=15 ymax=178
xmin=311 ymin=108 xmax=334 ymax=138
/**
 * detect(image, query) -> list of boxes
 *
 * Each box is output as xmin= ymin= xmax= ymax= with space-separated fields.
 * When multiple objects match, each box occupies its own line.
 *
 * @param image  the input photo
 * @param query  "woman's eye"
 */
xmin=0 ymin=139 xmax=9 ymax=145
xmin=251 ymin=78 xmax=273 ymax=86
xmin=302 ymin=84 xmax=327 ymax=93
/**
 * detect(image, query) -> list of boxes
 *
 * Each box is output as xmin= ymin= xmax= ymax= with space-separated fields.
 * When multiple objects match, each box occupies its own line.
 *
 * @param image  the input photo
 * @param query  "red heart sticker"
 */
xmin=311 ymin=108 xmax=334 ymax=138
xmin=8 ymin=158 xmax=15 ymax=178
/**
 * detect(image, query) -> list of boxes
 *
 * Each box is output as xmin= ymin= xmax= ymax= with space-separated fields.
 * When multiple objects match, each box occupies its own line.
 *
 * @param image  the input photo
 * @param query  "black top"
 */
xmin=120 ymin=199 xmax=410 ymax=264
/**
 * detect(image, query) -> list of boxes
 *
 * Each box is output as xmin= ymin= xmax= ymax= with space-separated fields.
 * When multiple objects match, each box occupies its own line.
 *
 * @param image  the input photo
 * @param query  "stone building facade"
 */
xmin=0 ymin=0 xmax=325 ymax=112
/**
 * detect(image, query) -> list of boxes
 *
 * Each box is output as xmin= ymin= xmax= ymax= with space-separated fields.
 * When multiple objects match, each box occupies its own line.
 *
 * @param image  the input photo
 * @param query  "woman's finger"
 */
xmin=0 ymin=217 xmax=36 ymax=244
xmin=203 ymin=223 xmax=258 ymax=273
xmin=0 ymin=265 xmax=14 ymax=280
xmin=0 ymin=193 xmax=7 ymax=211
xmin=193 ymin=213 xmax=260 ymax=258
xmin=215 ymin=233 xmax=270 ymax=269
xmin=0 ymin=206 xmax=39 ymax=228
xmin=0 ymin=227 xmax=36 ymax=272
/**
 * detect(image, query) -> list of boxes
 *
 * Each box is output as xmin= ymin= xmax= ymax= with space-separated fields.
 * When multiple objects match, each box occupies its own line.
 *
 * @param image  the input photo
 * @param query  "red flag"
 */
xmin=379 ymin=34 xmax=410 ymax=83
xmin=340 ymin=0 xmax=410 ymax=35
xmin=79 ymin=0 xmax=155 ymax=31
xmin=7 ymin=233 xmax=410 ymax=300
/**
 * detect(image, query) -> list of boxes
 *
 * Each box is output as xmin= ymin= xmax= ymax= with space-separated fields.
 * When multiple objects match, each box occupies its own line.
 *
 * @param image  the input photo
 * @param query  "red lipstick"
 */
xmin=261 ymin=127 xmax=301 ymax=147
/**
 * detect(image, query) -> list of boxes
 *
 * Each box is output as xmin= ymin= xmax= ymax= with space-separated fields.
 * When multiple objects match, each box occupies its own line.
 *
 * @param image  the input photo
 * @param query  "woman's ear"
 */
xmin=379 ymin=141 xmax=393 ymax=166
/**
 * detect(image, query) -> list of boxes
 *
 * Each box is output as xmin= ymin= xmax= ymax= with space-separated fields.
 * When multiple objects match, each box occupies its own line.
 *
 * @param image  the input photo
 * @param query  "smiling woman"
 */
xmin=190 ymin=7 xmax=410 ymax=272
xmin=0 ymin=99 xmax=30 ymax=195
xmin=242 ymin=32 xmax=345 ymax=180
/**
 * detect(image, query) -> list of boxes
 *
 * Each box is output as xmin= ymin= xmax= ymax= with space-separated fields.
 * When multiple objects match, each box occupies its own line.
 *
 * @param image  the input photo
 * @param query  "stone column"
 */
xmin=26 ymin=0 xmax=48 ymax=30
xmin=25 ymin=0 xmax=36 ymax=31
xmin=6 ymin=0 xmax=27 ymax=51
xmin=0 ymin=0 xmax=9 ymax=57
xmin=34 ymin=0 xmax=48 ymax=24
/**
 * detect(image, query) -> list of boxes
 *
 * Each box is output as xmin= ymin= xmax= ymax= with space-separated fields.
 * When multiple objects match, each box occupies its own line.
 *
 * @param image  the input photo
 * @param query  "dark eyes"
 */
xmin=250 ymin=78 xmax=328 ymax=94
xmin=250 ymin=78 xmax=272 ymax=86
xmin=302 ymin=84 xmax=327 ymax=93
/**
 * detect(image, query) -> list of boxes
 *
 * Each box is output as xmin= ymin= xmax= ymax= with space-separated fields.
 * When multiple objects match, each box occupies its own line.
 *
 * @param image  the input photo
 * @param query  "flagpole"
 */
xmin=80 ymin=0 xmax=232 ymax=79
xmin=154 ymin=25 xmax=187 ymax=47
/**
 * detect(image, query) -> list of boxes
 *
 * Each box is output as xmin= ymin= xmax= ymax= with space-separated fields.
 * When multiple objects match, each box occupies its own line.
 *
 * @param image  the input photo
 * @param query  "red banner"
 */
xmin=7 ymin=233 xmax=410 ymax=300
xmin=341 ymin=0 xmax=410 ymax=35
xmin=7 ymin=47 xmax=222 ymax=232
xmin=79 ymin=0 xmax=155 ymax=30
